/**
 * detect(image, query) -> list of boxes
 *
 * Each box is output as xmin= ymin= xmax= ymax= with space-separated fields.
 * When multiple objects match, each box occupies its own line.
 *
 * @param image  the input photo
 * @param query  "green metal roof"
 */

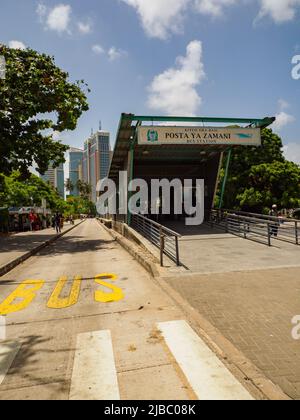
xmin=108 ymin=113 xmax=276 ymax=181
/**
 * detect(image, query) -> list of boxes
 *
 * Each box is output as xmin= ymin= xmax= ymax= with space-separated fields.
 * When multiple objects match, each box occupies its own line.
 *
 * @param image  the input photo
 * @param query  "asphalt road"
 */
xmin=0 ymin=220 xmax=255 ymax=400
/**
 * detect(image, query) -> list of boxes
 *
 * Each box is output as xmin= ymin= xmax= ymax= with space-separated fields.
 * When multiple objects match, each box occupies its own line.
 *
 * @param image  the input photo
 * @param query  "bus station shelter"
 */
xmin=108 ymin=113 xmax=275 ymax=225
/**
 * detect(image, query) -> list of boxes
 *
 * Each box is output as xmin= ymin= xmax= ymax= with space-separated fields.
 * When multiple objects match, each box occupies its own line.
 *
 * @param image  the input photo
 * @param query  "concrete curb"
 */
xmin=0 ymin=220 xmax=85 ymax=278
xmin=97 ymin=220 xmax=160 ymax=278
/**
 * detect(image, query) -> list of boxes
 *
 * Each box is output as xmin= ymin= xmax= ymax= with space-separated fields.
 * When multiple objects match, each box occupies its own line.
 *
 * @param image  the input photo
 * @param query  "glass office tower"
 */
xmin=83 ymin=131 xmax=111 ymax=203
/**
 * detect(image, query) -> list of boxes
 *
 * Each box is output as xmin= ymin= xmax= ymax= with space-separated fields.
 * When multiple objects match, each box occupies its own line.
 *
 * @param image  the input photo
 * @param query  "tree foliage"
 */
xmin=0 ymin=45 xmax=89 ymax=178
xmin=76 ymin=180 xmax=92 ymax=198
xmin=0 ymin=172 xmax=96 ymax=216
xmin=66 ymin=196 xmax=96 ymax=217
xmin=0 ymin=171 xmax=64 ymax=209
xmin=218 ymin=129 xmax=300 ymax=212
xmin=65 ymin=178 xmax=74 ymax=194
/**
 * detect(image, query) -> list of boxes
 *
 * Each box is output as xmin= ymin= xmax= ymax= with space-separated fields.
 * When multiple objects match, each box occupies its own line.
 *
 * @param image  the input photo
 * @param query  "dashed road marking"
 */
xmin=0 ymin=341 xmax=21 ymax=386
xmin=158 ymin=320 xmax=254 ymax=401
xmin=69 ymin=330 xmax=120 ymax=400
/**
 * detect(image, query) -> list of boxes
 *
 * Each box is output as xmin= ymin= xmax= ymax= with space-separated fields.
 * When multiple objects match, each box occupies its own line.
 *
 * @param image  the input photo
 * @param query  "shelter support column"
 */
xmin=219 ymin=148 xmax=232 ymax=210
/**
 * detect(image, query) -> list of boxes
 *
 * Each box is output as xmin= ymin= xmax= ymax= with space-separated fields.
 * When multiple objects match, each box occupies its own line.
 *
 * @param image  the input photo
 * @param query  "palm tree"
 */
xmin=65 ymin=178 xmax=74 ymax=194
xmin=76 ymin=180 xmax=84 ymax=196
xmin=84 ymin=183 xmax=92 ymax=197
xmin=77 ymin=180 xmax=92 ymax=198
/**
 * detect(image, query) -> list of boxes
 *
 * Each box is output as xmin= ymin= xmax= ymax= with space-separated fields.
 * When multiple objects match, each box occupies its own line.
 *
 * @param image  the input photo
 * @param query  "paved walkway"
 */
xmin=0 ymin=221 xmax=81 ymax=272
xmin=165 ymin=222 xmax=300 ymax=274
xmin=165 ymin=267 xmax=300 ymax=399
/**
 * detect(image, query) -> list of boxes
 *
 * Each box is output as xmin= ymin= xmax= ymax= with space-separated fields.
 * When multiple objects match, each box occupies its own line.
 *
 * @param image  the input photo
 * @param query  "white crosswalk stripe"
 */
xmin=158 ymin=320 xmax=254 ymax=400
xmin=69 ymin=330 xmax=120 ymax=401
xmin=0 ymin=341 xmax=21 ymax=386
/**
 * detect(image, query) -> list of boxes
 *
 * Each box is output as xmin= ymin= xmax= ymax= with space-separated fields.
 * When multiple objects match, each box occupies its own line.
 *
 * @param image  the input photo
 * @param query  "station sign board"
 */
xmin=138 ymin=126 xmax=261 ymax=146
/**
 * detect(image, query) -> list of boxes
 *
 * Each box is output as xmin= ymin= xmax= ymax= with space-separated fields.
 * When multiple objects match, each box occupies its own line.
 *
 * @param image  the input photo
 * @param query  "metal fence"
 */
xmin=210 ymin=209 xmax=300 ymax=247
xmin=227 ymin=210 xmax=300 ymax=246
xmin=131 ymin=214 xmax=181 ymax=266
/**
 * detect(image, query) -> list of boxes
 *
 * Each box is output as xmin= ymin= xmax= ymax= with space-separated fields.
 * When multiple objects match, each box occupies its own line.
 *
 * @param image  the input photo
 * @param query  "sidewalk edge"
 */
xmin=0 ymin=220 xmax=85 ymax=278
xmin=97 ymin=220 xmax=160 ymax=278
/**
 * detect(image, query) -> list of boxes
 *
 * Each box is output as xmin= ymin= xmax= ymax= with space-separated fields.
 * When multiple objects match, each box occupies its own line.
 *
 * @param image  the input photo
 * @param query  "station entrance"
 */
xmin=107 ymin=114 xmax=275 ymax=265
xmin=108 ymin=114 xmax=274 ymax=222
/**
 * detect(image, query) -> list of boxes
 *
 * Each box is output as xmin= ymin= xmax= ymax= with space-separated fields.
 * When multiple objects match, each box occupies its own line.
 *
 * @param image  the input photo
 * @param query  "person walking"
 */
xmin=269 ymin=204 xmax=279 ymax=237
xmin=29 ymin=211 xmax=35 ymax=232
xmin=54 ymin=213 xmax=61 ymax=234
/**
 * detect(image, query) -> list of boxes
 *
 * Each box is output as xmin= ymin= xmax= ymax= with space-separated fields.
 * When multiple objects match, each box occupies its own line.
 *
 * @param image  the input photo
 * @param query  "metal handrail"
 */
xmin=131 ymin=213 xmax=181 ymax=266
xmin=224 ymin=209 xmax=299 ymax=224
xmin=210 ymin=209 xmax=299 ymax=246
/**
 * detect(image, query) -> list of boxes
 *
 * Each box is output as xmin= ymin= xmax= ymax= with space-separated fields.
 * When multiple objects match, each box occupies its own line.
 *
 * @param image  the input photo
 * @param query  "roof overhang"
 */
xmin=109 ymin=113 xmax=276 ymax=182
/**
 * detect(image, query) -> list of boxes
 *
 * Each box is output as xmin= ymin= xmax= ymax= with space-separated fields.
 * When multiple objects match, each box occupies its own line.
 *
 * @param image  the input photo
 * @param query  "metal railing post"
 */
xmin=267 ymin=223 xmax=271 ymax=246
xmin=296 ymin=221 xmax=299 ymax=245
xmin=175 ymin=236 xmax=180 ymax=266
xmin=160 ymin=226 xmax=164 ymax=267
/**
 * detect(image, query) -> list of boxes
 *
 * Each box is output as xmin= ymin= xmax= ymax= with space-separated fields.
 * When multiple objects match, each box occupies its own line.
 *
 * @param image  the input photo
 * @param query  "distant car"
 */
xmin=292 ymin=209 xmax=300 ymax=220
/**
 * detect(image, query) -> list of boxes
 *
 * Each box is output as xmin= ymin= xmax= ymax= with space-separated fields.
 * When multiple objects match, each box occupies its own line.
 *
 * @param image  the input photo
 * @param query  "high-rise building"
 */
xmin=83 ymin=131 xmax=111 ymax=203
xmin=69 ymin=148 xmax=84 ymax=197
xmin=40 ymin=163 xmax=65 ymax=199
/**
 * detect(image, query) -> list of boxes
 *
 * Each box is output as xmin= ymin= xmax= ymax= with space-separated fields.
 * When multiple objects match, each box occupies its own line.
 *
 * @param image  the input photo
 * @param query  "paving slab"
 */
xmin=165 ymin=267 xmax=300 ymax=399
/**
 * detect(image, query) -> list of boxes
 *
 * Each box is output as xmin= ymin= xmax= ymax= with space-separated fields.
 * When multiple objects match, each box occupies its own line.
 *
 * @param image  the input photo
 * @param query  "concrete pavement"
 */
xmin=0 ymin=220 xmax=260 ymax=400
xmin=165 ymin=222 xmax=300 ymax=274
xmin=0 ymin=221 xmax=83 ymax=276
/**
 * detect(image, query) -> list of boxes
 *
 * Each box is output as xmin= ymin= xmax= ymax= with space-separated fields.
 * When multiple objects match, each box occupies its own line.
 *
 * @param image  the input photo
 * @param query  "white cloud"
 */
xmin=37 ymin=3 xmax=72 ymax=33
xmin=121 ymin=0 xmax=189 ymax=39
xmin=270 ymin=100 xmax=295 ymax=131
xmin=92 ymin=44 xmax=105 ymax=55
xmin=121 ymin=0 xmax=300 ymax=39
xmin=278 ymin=98 xmax=290 ymax=110
xmin=272 ymin=111 xmax=295 ymax=131
xmin=8 ymin=40 xmax=26 ymax=50
xmin=283 ymin=143 xmax=300 ymax=165
xmin=92 ymin=45 xmax=127 ymax=61
xmin=46 ymin=4 xmax=72 ymax=33
xmin=147 ymin=40 xmax=205 ymax=116
xmin=78 ymin=21 xmax=92 ymax=34
xmin=52 ymin=131 xmax=61 ymax=141
xmin=257 ymin=0 xmax=300 ymax=23
xmin=194 ymin=0 xmax=237 ymax=17
xmin=36 ymin=3 xmax=47 ymax=19
xmin=108 ymin=47 xmax=127 ymax=61
xmin=37 ymin=4 xmax=94 ymax=36
xmin=120 ymin=0 xmax=239 ymax=39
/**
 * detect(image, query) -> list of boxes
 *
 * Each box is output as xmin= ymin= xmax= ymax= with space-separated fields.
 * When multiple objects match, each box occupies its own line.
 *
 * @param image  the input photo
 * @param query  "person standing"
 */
xmin=54 ymin=213 xmax=61 ymax=234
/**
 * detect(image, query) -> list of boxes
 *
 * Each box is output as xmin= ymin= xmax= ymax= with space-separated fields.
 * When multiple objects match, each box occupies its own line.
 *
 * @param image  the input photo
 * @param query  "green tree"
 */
xmin=237 ymin=161 xmax=300 ymax=212
xmin=217 ymin=128 xmax=299 ymax=212
xmin=66 ymin=196 xmax=96 ymax=217
xmin=0 ymin=171 xmax=65 ymax=210
xmin=0 ymin=45 xmax=89 ymax=178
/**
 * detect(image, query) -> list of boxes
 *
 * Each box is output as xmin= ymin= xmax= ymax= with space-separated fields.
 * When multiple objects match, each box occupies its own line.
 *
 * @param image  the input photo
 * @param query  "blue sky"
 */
xmin=1 ymin=0 xmax=300 ymax=164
